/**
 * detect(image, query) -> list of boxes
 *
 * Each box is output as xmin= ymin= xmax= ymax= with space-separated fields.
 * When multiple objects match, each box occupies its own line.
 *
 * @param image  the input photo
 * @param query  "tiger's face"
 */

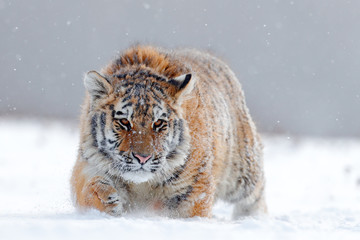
xmin=84 ymin=70 xmax=194 ymax=183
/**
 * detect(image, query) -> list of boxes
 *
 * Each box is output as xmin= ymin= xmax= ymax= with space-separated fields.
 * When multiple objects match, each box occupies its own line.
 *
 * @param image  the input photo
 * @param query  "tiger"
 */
xmin=70 ymin=45 xmax=267 ymax=218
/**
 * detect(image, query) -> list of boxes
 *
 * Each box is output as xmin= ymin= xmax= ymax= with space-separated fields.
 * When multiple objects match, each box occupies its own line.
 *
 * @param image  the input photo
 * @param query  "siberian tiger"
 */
xmin=70 ymin=45 xmax=266 ymax=218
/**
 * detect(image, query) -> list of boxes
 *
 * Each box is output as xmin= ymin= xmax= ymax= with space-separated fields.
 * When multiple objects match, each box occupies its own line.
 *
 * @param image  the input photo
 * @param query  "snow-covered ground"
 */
xmin=0 ymin=118 xmax=359 ymax=239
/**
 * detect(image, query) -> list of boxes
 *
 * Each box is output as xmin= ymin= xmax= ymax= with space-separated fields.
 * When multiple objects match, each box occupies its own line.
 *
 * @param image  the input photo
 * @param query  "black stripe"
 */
xmin=115 ymin=141 xmax=121 ymax=148
xmin=166 ymin=150 xmax=177 ymax=160
xmin=106 ymin=199 xmax=120 ymax=205
xmin=163 ymin=164 xmax=186 ymax=185
xmin=82 ymin=151 xmax=97 ymax=161
xmin=111 ymin=128 xmax=119 ymax=138
xmin=124 ymin=86 xmax=133 ymax=95
xmin=167 ymin=107 xmax=173 ymax=116
xmin=99 ymin=148 xmax=110 ymax=158
xmin=92 ymin=95 xmax=101 ymax=101
xmin=115 ymin=58 xmax=123 ymax=67
xmin=96 ymin=80 xmax=107 ymax=92
xmin=99 ymin=180 xmax=111 ymax=186
xmin=152 ymin=103 xmax=162 ymax=110
xmin=165 ymin=185 xmax=193 ymax=209
xmin=134 ymin=83 xmax=146 ymax=89
xmin=177 ymin=119 xmax=184 ymax=145
xmin=120 ymin=81 xmax=134 ymax=88
xmin=91 ymin=114 xmax=98 ymax=147
xmin=138 ymin=69 xmax=149 ymax=76
xmin=122 ymin=93 xmax=133 ymax=102
xmin=100 ymin=112 xmax=107 ymax=146
xmin=148 ymin=73 xmax=167 ymax=82
xmin=151 ymin=82 xmax=166 ymax=96
xmin=92 ymin=89 xmax=106 ymax=96
xmin=122 ymin=102 xmax=132 ymax=109
xmin=150 ymin=91 xmax=162 ymax=104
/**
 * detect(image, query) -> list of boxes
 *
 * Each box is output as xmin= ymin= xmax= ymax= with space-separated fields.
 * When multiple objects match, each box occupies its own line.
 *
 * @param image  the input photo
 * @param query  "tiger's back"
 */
xmin=71 ymin=46 xmax=266 ymax=218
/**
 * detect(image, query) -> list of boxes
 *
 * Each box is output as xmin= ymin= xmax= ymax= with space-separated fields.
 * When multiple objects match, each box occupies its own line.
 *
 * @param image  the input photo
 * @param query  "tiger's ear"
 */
xmin=168 ymin=73 xmax=195 ymax=100
xmin=84 ymin=71 xmax=113 ymax=100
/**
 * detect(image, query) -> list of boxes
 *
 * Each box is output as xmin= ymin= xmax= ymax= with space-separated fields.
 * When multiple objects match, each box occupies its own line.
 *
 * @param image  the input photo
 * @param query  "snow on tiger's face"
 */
xmin=84 ymin=71 xmax=193 ymax=183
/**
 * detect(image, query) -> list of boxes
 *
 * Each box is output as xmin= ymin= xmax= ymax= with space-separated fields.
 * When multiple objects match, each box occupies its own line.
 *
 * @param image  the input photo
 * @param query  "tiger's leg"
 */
xmin=163 ymin=168 xmax=216 ymax=218
xmin=164 ymin=190 xmax=215 ymax=218
xmin=232 ymin=190 xmax=267 ymax=218
xmin=71 ymin=161 xmax=128 ymax=216
xmin=218 ymin=158 xmax=267 ymax=218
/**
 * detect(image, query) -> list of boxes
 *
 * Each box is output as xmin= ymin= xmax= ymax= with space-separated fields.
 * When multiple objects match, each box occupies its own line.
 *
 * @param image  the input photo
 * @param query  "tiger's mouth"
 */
xmin=120 ymin=170 xmax=157 ymax=183
xmin=108 ymin=153 xmax=165 ymax=183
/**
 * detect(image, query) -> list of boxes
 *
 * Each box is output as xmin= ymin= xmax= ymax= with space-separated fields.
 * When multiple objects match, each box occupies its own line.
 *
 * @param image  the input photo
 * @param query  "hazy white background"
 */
xmin=1 ymin=0 xmax=360 ymax=136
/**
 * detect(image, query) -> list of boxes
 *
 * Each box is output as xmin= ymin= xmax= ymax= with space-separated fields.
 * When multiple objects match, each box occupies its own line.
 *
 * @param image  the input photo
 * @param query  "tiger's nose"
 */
xmin=132 ymin=153 xmax=152 ymax=164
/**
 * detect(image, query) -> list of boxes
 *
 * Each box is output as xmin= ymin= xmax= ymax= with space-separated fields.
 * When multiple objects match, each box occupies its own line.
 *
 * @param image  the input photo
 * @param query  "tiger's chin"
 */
xmin=121 ymin=170 xmax=156 ymax=184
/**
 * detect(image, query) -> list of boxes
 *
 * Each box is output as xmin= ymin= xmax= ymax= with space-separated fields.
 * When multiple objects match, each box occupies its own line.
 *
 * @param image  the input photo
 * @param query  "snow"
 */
xmin=1 ymin=119 xmax=360 ymax=239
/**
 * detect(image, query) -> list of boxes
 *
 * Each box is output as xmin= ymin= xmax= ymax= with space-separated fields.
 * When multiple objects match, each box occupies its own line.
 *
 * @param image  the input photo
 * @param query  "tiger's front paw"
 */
xmin=85 ymin=176 xmax=127 ymax=216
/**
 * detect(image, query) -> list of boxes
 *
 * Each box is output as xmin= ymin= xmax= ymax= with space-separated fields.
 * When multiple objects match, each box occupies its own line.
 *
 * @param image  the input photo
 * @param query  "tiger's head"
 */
xmin=83 ymin=69 xmax=195 ymax=183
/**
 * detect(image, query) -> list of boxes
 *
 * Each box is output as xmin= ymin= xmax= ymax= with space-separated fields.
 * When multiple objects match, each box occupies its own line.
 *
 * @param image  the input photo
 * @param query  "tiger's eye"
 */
xmin=154 ymin=119 xmax=163 ymax=127
xmin=120 ymin=118 xmax=130 ymax=125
